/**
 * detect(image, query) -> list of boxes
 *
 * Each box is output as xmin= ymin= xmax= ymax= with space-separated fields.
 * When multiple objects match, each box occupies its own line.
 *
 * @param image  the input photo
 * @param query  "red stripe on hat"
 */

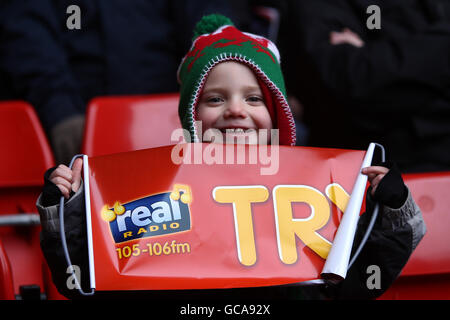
xmin=257 ymin=77 xmax=277 ymax=128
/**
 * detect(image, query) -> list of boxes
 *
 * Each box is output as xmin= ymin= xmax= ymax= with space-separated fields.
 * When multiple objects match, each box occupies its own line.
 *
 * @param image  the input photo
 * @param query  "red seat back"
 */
xmin=0 ymin=101 xmax=54 ymax=188
xmin=0 ymin=101 xmax=56 ymax=298
xmin=0 ymin=101 xmax=54 ymax=214
xmin=0 ymin=239 xmax=14 ymax=300
xmin=379 ymin=171 xmax=450 ymax=299
xmin=82 ymin=94 xmax=182 ymax=156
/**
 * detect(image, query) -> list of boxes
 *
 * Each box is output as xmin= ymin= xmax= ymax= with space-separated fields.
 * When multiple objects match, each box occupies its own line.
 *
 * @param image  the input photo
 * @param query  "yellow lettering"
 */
xmin=273 ymin=185 xmax=331 ymax=264
xmin=123 ymin=231 xmax=133 ymax=239
xmin=149 ymin=225 xmax=159 ymax=232
xmin=325 ymin=183 xmax=350 ymax=213
xmin=213 ymin=186 xmax=269 ymax=266
xmin=137 ymin=227 xmax=147 ymax=235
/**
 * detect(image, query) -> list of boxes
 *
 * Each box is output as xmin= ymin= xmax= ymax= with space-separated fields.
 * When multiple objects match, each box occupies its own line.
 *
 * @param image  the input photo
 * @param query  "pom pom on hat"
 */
xmin=192 ymin=14 xmax=234 ymax=40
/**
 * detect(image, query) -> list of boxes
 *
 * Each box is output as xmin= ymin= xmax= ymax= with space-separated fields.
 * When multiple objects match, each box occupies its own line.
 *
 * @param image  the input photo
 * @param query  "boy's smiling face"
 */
xmin=196 ymin=61 xmax=273 ymax=144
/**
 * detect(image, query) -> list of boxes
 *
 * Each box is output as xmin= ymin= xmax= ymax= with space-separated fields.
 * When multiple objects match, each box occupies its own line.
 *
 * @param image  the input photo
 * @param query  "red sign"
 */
xmin=84 ymin=144 xmax=365 ymax=291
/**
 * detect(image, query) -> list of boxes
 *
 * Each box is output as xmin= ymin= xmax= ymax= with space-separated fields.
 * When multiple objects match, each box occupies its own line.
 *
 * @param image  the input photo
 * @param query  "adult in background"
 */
xmin=0 ymin=0 xmax=234 ymax=165
xmin=277 ymin=0 xmax=450 ymax=172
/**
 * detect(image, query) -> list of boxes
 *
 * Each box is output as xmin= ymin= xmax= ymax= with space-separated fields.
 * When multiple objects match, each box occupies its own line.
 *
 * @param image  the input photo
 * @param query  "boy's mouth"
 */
xmin=218 ymin=127 xmax=256 ymax=134
xmin=202 ymin=126 xmax=270 ymax=144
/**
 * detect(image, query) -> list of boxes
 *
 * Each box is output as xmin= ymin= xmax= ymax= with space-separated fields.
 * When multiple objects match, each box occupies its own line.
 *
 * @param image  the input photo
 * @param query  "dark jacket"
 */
xmin=37 ymin=164 xmax=426 ymax=300
xmin=277 ymin=0 xmax=450 ymax=172
xmin=0 ymin=0 xmax=234 ymax=133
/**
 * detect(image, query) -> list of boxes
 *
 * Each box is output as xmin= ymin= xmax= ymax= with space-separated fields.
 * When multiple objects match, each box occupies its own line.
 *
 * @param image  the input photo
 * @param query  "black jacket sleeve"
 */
xmin=38 ymin=185 xmax=91 ymax=299
xmin=330 ymin=163 xmax=425 ymax=299
xmin=333 ymin=193 xmax=413 ymax=299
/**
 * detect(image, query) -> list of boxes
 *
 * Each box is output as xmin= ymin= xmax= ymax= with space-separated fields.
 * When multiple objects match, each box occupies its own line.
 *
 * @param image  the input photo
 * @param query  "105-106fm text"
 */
xmin=115 ymin=240 xmax=190 ymax=259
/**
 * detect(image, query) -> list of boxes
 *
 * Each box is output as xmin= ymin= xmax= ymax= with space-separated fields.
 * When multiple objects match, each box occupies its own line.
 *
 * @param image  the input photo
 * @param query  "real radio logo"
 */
xmin=101 ymin=184 xmax=192 ymax=243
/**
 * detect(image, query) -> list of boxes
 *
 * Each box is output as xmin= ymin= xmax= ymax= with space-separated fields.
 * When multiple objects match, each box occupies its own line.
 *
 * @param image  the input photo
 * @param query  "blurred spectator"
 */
xmin=228 ymin=0 xmax=281 ymax=42
xmin=0 ymin=0 xmax=234 ymax=165
xmin=276 ymin=0 xmax=450 ymax=172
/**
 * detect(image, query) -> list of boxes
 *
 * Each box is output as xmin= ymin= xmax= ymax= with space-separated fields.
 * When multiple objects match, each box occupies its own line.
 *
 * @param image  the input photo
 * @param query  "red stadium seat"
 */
xmin=0 ymin=101 xmax=63 ymax=299
xmin=0 ymin=101 xmax=54 ymax=188
xmin=0 ymin=239 xmax=14 ymax=300
xmin=82 ymin=94 xmax=182 ymax=156
xmin=378 ymin=171 xmax=450 ymax=299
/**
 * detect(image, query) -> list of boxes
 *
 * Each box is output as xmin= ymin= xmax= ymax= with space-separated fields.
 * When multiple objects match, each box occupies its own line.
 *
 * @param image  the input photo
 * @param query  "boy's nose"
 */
xmin=223 ymin=99 xmax=247 ymax=119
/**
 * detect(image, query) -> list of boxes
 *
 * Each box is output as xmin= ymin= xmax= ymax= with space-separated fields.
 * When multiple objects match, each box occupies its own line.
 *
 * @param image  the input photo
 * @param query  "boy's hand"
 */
xmin=361 ymin=166 xmax=389 ymax=196
xmin=48 ymin=158 xmax=83 ymax=199
xmin=361 ymin=164 xmax=408 ymax=209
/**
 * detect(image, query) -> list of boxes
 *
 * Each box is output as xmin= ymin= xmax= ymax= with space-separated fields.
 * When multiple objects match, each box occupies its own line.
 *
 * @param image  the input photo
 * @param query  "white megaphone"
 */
xmin=321 ymin=142 xmax=381 ymax=281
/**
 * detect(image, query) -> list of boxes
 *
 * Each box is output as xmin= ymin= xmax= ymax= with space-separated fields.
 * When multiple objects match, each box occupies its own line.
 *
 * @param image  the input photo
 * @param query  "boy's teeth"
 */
xmin=226 ymin=128 xmax=245 ymax=133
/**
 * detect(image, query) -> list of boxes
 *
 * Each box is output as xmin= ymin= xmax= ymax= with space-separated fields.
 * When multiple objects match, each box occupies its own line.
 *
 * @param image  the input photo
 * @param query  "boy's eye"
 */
xmin=246 ymin=96 xmax=264 ymax=104
xmin=204 ymin=96 xmax=223 ymax=105
xmin=209 ymin=97 xmax=223 ymax=103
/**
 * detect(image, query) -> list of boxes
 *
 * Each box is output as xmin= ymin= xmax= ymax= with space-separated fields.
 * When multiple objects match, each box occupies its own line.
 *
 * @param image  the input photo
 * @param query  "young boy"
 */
xmin=38 ymin=14 xmax=425 ymax=299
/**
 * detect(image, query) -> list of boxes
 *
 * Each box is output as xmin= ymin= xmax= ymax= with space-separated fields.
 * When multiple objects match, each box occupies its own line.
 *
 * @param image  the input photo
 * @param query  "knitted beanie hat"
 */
xmin=177 ymin=14 xmax=296 ymax=146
